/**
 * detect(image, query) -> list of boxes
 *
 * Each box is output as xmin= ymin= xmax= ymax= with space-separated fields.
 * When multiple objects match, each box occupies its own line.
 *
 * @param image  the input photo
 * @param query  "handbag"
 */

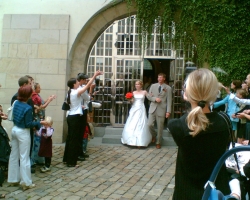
xmin=7 ymin=100 xmax=17 ymax=121
xmin=62 ymin=101 xmax=70 ymax=111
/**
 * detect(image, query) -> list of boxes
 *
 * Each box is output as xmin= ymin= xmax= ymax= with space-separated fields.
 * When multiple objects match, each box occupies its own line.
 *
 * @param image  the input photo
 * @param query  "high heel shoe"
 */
xmin=22 ymin=183 xmax=36 ymax=191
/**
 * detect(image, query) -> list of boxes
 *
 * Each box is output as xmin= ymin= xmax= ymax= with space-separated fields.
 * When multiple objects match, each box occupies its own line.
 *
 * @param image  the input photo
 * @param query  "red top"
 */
xmin=31 ymin=92 xmax=42 ymax=106
xmin=83 ymin=125 xmax=89 ymax=139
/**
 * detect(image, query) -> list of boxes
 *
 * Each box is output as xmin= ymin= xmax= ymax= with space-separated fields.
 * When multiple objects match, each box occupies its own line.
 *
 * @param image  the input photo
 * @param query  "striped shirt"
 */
xmin=13 ymin=100 xmax=41 ymax=129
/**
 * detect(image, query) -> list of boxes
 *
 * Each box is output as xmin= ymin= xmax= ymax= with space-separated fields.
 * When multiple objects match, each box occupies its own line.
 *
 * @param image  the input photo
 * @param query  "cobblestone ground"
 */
xmin=1 ymin=142 xmax=177 ymax=200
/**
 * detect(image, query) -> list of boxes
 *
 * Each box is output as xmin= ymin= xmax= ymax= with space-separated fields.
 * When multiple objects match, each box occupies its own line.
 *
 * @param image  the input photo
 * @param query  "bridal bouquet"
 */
xmin=125 ymin=92 xmax=133 ymax=100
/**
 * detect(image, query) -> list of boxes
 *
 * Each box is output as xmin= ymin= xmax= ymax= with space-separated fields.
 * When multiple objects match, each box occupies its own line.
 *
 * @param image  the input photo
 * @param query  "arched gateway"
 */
xmin=70 ymin=1 xmax=192 ymax=128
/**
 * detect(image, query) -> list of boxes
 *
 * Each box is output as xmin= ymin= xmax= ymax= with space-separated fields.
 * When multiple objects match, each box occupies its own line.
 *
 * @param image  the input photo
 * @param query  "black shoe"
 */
xmin=77 ymin=156 xmax=85 ymax=161
xmin=83 ymin=153 xmax=89 ymax=158
xmin=31 ymin=168 xmax=36 ymax=174
xmin=31 ymin=164 xmax=36 ymax=168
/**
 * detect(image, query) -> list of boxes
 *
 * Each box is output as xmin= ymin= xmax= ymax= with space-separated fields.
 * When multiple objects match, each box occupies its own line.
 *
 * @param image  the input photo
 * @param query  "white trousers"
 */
xmin=8 ymin=126 xmax=32 ymax=186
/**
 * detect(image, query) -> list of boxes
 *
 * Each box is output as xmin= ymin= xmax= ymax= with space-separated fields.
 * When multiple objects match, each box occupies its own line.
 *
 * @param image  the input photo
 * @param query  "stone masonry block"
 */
xmin=56 ymin=89 xmax=67 ymax=104
xmin=71 ymin=59 xmax=85 ymax=78
xmin=3 ymin=14 xmax=11 ymax=29
xmin=42 ymin=105 xmax=64 ymax=122
xmin=0 ymin=58 xmax=29 ymax=74
xmin=29 ymin=59 xmax=58 ymax=74
xmin=11 ymin=14 xmax=40 ymax=29
xmin=0 ymin=73 xmax=6 ymax=88
xmin=30 ymin=30 xmax=60 ymax=44
xmin=1 ymin=43 xmax=8 ymax=57
xmin=35 ymin=74 xmax=66 ymax=90
xmin=39 ymin=89 xmax=57 ymax=106
xmin=40 ymin=15 xmax=69 ymax=30
xmin=8 ymin=44 xmax=38 ymax=58
xmin=73 ymin=41 xmax=88 ymax=60
xmin=0 ymin=88 xmax=17 ymax=104
xmin=2 ymin=29 xmax=30 ymax=43
xmin=6 ymin=73 xmax=29 ymax=89
xmin=60 ymin=30 xmax=69 ymax=44
xmin=38 ymin=44 xmax=68 ymax=59
xmin=58 ymin=60 xmax=67 ymax=75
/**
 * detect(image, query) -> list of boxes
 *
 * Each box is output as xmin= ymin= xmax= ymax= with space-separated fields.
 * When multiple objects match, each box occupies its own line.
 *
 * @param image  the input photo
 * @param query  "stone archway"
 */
xmin=69 ymin=0 xmax=137 ymax=78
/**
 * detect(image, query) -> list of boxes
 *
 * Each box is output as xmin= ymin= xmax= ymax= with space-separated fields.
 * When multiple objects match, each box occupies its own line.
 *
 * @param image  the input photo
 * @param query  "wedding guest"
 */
xmin=82 ymin=114 xmax=92 ymax=156
xmin=31 ymin=83 xmax=56 ymax=167
xmin=10 ymin=76 xmax=36 ymax=173
xmin=167 ymin=68 xmax=230 ymax=199
xmin=63 ymin=70 xmax=102 ymax=167
xmin=231 ymin=89 xmax=248 ymax=144
xmin=36 ymin=116 xmax=54 ymax=173
xmin=121 ymin=80 xmax=152 ymax=147
xmin=8 ymin=85 xmax=47 ymax=190
xmin=213 ymin=80 xmax=242 ymax=141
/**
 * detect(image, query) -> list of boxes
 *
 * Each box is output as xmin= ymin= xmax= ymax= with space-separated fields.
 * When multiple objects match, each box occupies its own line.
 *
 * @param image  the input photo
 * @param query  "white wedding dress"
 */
xmin=121 ymin=94 xmax=152 ymax=146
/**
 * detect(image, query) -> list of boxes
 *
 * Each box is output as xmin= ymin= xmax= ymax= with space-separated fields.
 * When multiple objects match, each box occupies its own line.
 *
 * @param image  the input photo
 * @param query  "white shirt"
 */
xmin=80 ymin=84 xmax=91 ymax=110
xmin=229 ymin=93 xmax=250 ymax=105
xmin=36 ymin=126 xmax=54 ymax=137
xmin=68 ymin=88 xmax=83 ymax=115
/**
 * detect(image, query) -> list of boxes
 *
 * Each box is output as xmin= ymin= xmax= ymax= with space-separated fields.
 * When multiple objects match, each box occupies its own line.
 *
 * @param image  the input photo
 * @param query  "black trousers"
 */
xmin=45 ymin=157 xmax=51 ymax=168
xmin=63 ymin=114 xmax=82 ymax=165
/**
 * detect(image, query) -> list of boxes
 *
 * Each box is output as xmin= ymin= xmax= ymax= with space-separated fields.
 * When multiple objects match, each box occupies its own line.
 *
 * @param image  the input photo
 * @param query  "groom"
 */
xmin=147 ymin=73 xmax=172 ymax=149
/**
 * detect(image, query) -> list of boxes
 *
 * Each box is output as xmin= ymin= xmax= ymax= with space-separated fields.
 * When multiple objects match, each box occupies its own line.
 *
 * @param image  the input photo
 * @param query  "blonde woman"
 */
xmin=167 ymin=68 xmax=230 ymax=200
xmin=121 ymin=80 xmax=152 ymax=147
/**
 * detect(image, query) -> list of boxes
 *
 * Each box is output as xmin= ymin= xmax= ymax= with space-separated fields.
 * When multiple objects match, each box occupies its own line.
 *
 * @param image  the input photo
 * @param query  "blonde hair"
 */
xmin=45 ymin=116 xmax=53 ymax=126
xmin=185 ymin=68 xmax=218 ymax=136
xmin=135 ymin=80 xmax=143 ymax=87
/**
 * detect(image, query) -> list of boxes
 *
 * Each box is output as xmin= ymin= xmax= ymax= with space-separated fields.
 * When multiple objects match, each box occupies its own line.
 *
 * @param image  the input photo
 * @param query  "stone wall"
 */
xmin=0 ymin=14 xmax=70 ymax=143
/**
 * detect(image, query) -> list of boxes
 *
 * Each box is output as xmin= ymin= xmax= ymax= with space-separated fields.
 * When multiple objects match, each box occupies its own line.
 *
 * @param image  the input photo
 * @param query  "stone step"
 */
xmin=102 ymin=134 xmax=176 ymax=146
xmin=104 ymin=126 xmax=173 ymax=137
xmin=101 ymin=126 xmax=176 ymax=146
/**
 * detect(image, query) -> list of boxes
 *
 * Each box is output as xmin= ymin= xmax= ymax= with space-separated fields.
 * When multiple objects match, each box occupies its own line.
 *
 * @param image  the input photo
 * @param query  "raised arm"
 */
xmin=40 ymin=95 xmax=56 ymax=109
xmin=229 ymin=93 xmax=250 ymax=105
xmin=77 ymin=71 xmax=103 ymax=96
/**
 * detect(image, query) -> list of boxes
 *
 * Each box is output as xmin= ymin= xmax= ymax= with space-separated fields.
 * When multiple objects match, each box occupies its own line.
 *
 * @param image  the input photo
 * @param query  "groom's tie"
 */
xmin=158 ymin=85 xmax=161 ymax=93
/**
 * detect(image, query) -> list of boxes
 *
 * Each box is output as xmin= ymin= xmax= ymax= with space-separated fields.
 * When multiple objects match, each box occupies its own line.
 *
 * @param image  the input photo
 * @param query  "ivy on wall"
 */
xmin=124 ymin=0 xmax=250 ymax=84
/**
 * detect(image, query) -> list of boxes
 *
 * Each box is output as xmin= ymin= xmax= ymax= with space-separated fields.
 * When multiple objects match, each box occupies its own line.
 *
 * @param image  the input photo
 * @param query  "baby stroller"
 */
xmin=202 ymin=146 xmax=250 ymax=200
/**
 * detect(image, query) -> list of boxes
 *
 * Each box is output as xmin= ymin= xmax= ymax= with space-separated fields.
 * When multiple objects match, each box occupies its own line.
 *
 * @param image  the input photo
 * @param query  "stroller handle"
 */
xmin=202 ymin=146 xmax=250 ymax=200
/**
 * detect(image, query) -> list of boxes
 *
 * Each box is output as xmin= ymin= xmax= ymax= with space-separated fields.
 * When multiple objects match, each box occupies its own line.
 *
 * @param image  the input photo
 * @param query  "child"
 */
xmin=36 ymin=116 xmax=54 ymax=172
xmin=233 ymin=89 xmax=248 ymax=144
xmin=82 ymin=114 xmax=92 ymax=158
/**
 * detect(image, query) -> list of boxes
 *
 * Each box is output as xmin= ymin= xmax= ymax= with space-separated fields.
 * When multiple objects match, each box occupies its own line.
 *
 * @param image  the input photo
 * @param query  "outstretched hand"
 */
xmin=95 ymin=70 xmax=103 ymax=76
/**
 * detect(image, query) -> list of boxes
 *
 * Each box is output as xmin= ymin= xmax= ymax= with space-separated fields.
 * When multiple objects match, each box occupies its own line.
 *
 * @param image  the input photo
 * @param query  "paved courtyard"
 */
xmin=1 ymin=138 xmax=177 ymax=200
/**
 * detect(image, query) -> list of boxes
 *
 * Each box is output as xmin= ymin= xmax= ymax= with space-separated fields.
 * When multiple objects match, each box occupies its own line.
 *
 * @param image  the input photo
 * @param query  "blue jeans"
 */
xmin=82 ymin=138 xmax=88 ymax=153
xmin=31 ymin=134 xmax=44 ymax=165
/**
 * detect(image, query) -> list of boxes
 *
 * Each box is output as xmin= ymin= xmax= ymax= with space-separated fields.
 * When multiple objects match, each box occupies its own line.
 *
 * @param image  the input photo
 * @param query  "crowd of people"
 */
xmin=0 ymin=69 xmax=250 ymax=199
xmin=0 ymin=75 xmax=56 ymax=193
xmin=121 ymin=70 xmax=250 ymax=199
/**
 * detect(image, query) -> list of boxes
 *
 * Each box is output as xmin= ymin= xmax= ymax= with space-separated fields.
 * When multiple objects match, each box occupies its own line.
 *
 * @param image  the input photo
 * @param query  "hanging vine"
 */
xmin=124 ymin=0 xmax=250 ymax=84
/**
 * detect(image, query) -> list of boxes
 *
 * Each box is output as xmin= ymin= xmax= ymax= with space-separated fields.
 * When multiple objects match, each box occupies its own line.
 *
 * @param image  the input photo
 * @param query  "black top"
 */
xmin=168 ymin=112 xmax=230 ymax=200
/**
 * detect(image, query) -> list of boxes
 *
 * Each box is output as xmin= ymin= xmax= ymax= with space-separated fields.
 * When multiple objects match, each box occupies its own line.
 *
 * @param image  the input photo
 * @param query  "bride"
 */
xmin=121 ymin=80 xmax=152 ymax=147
